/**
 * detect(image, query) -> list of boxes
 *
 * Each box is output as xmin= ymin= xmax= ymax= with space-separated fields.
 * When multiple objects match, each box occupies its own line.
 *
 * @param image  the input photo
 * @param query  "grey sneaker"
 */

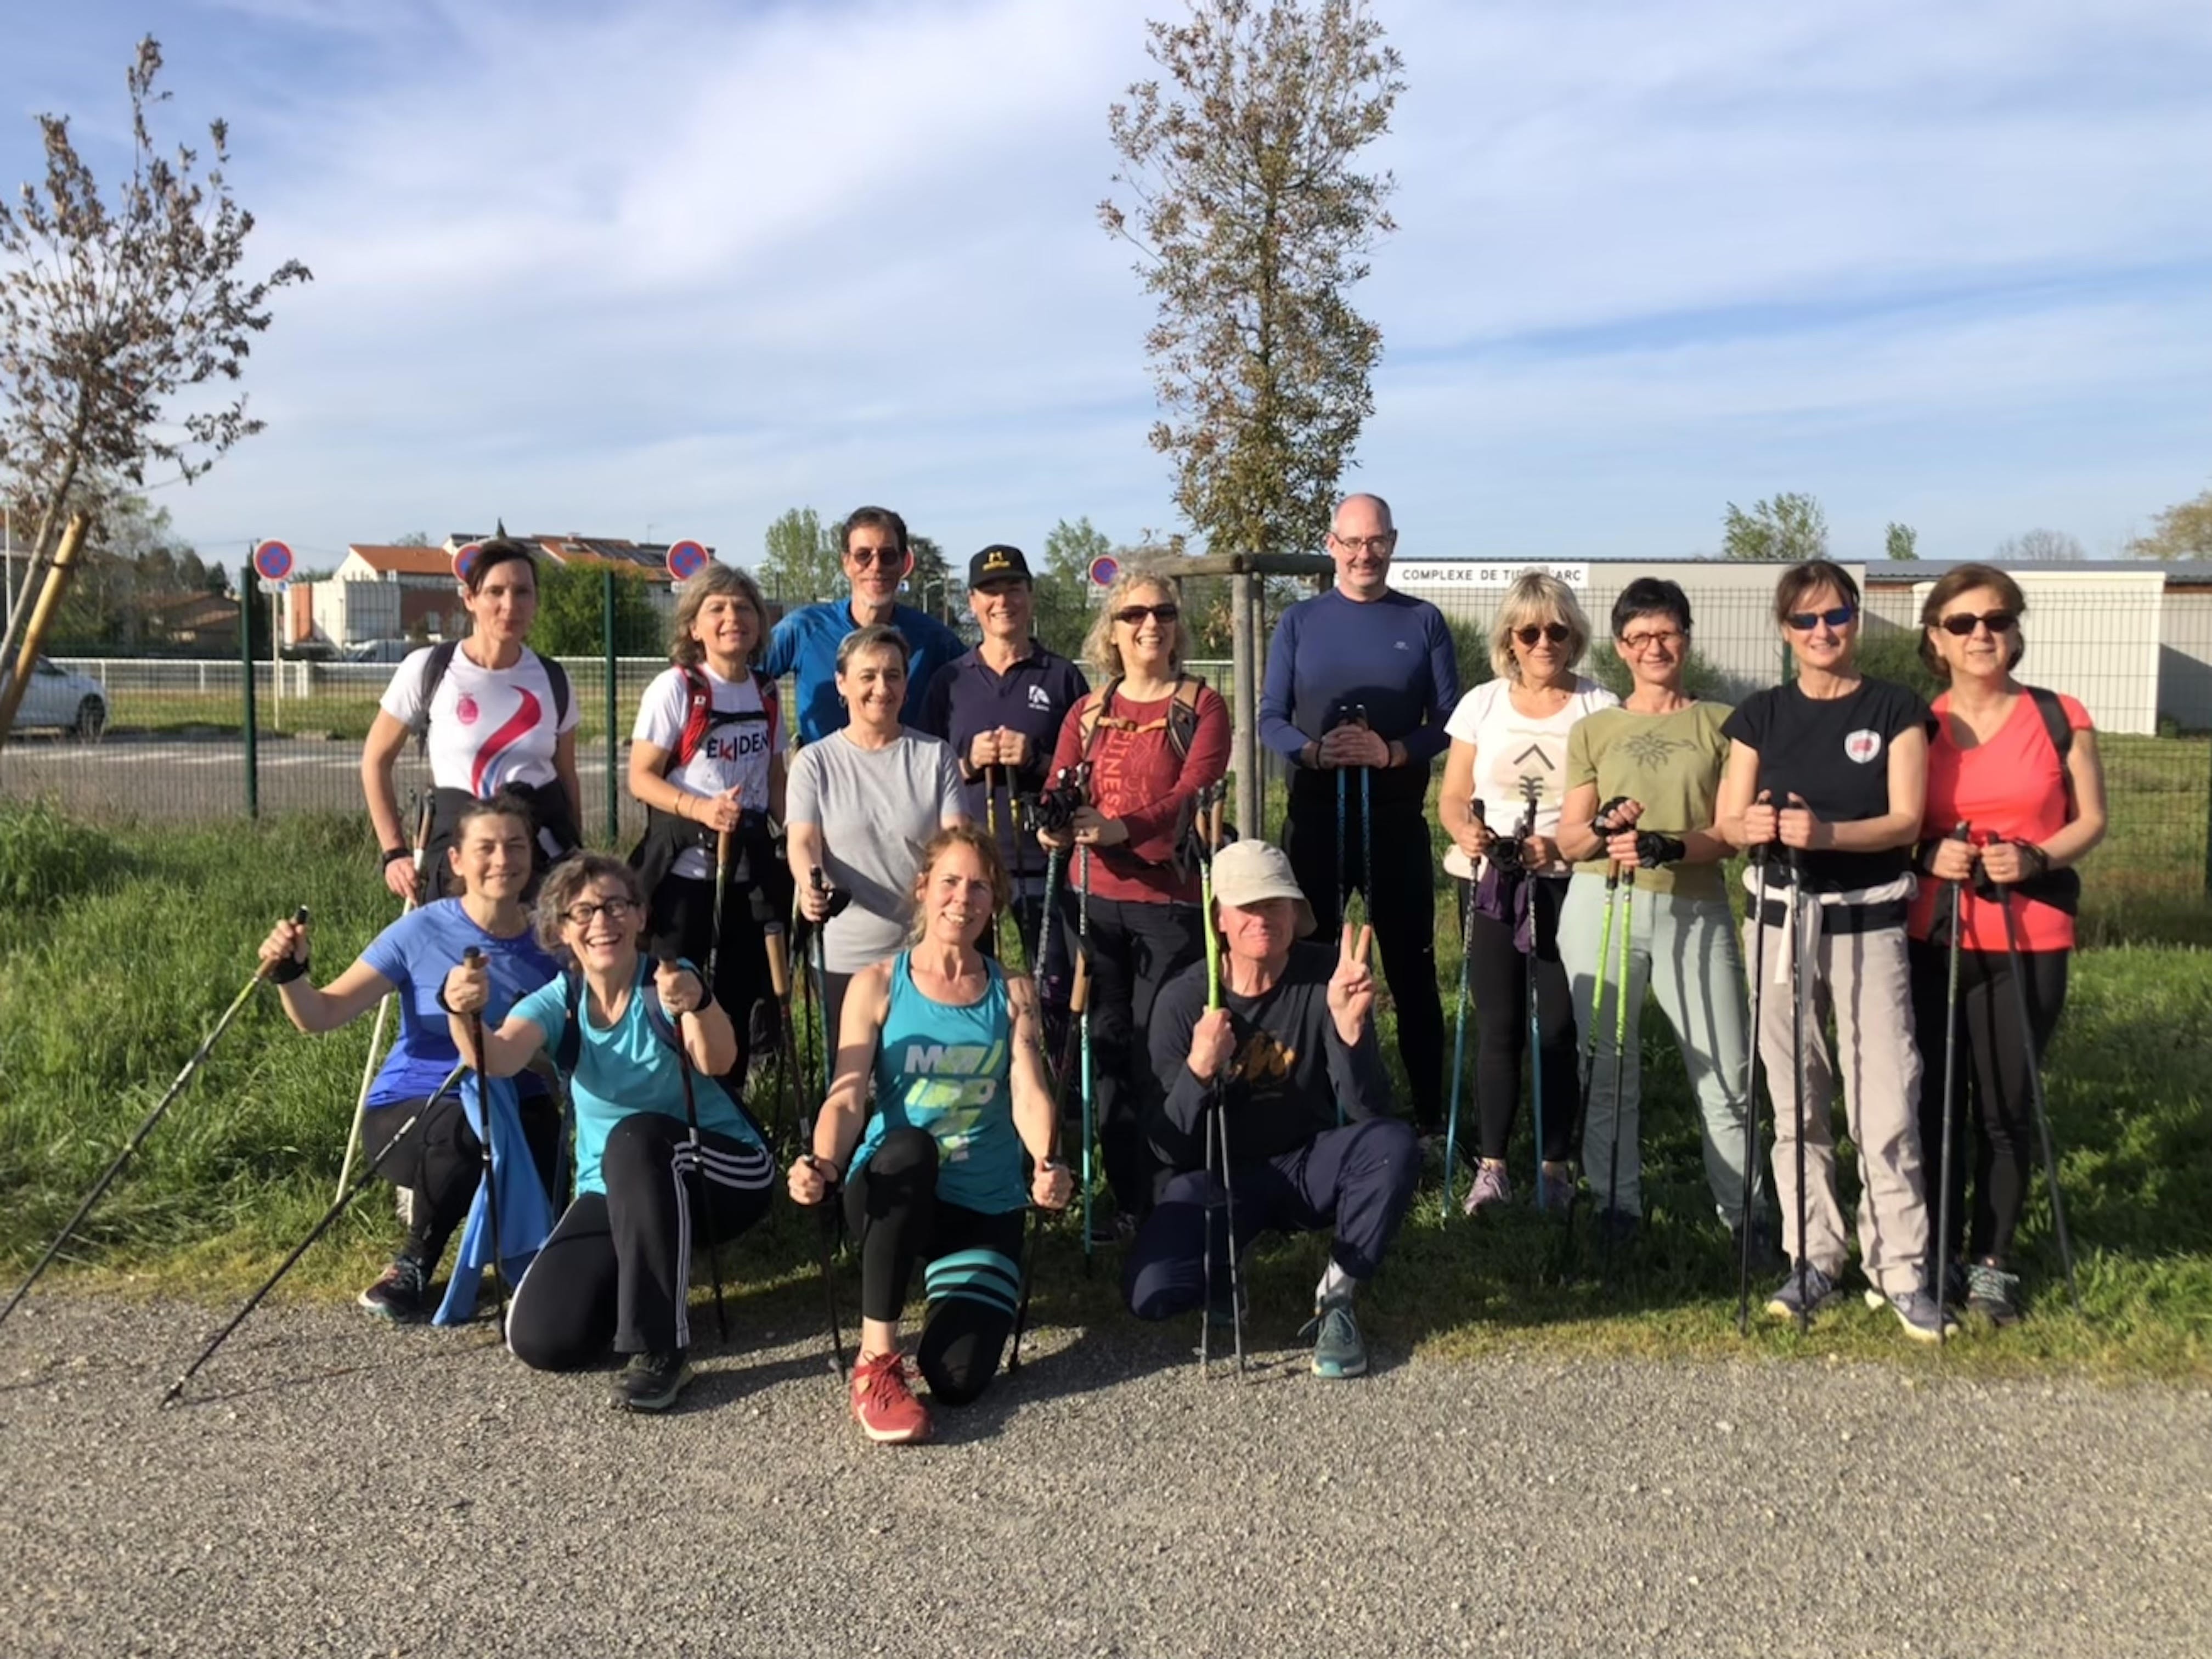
xmin=1965 ymin=1262 xmax=2022 ymax=1327
xmin=611 ymin=1349 xmax=694 ymax=1412
xmin=1863 ymin=1285 xmax=1960 ymax=1344
xmin=1765 ymin=1262 xmax=1842 ymax=1323
xmin=1301 ymin=1300 xmax=1368 ymax=1379
xmin=357 ymin=1255 xmax=428 ymax=1322
xmin=1464 ymin=1163 xmax=1512 ymax=1216
xmin=1538 ymin=1165 xmax=1579 ymax=1214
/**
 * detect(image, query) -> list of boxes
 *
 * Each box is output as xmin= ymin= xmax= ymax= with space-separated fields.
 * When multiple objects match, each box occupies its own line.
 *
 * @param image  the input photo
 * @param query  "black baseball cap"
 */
xmin=968 ymin=544 xmax=1032 ymax=588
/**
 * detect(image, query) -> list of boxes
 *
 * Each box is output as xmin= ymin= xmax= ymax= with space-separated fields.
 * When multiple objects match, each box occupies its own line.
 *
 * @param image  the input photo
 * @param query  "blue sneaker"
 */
xmin=1764 ymin=1262 xmax=1842 ymax=1324
xmin=1301 ymin=1300 xmax=1368 ymax=1379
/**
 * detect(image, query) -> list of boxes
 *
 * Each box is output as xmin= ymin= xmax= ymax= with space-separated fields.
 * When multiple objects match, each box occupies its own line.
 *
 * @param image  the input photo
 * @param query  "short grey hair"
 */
xmin=834 ymin=623 xmax=910 ymax=677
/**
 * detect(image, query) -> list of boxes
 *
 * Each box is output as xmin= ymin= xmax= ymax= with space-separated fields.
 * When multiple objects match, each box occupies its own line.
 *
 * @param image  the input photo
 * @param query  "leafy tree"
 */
xmin=2128 ymin=488 xmax=2212 ymax=561
xmin=759 ymin=507 xmax=843 ymax=606
xmin=1101 ymin=0 xmax=1404 ymax=558
xmin=907 ymin=533 xmax=957 ymax=623
xmin=1722 ymin=493 xmax=1829 ymax=562
xmin=1994 ymin=528 xmax=2085 ymax=562
xmin=0 ymin=35 xmax=310 ymax=677
xmin=1886 ymin=522 xmax=1918 ymax=561
xmin=533 ymin=561 xmax=661 ymax=657
xmin=1039 ymin=517 xmax=1112 ymax=657
xmin=388 ymin=530 xmax=433 ymax=548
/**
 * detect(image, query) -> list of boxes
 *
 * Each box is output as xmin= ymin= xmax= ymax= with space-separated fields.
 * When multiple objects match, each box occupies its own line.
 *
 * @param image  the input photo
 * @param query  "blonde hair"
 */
xmin=906 ymin=824 xmax=1014 ymax=944
xmin=532 ymin=855 xmax=645 ymax=955
xmin=669 ymin=562 xmax=768 ymax=669
xmin=1490 ymin=571 xmax=1593 ymax=682
xmin=1082 ymin=568 xmax=1189 ymax=681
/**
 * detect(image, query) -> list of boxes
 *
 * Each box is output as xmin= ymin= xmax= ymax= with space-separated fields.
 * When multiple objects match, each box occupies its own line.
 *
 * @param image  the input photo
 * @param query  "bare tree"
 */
xmin=1993 ymin=528 xmax=2086 ymax=562
xmin=0 ymin=36 xmax=310 ymax=671
xmin=1101 ymin=0 xmax=1403 ymax=559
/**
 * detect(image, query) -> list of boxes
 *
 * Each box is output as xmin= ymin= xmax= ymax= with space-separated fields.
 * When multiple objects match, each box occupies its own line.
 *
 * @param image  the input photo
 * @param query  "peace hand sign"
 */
xmin=1327 ymin=922 xmax=1374 ymax=1043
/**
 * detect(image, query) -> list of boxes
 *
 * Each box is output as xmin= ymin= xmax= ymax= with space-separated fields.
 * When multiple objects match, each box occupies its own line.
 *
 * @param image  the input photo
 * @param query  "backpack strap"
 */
xmin=552 ymin=967 xmax=584 ymax=1077
xmin=540 ymin=652 xmax=572 ymax=729
xmin=2024 ymin=685 xmax=2078 ymax=818
xmin=411 ymin=640 xmax=461 ymax=757
xmin=668 ymin=664 xmax=777 ymax=772
xmin=1079 ymin=675 xmax=1204 ymax=761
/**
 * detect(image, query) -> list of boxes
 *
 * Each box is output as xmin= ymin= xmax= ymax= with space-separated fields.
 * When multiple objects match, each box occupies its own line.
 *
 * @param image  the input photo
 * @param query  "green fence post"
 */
xmin=239 ymin=561 xmax=259 ymax=819
xmin=603 ymin=566 xmax=618 ymax=843
xmin=2203 ymin=733 xmax=2212 ymax=900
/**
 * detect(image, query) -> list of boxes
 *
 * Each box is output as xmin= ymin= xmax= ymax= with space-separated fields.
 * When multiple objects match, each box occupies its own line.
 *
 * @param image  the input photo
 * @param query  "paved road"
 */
xmin=4 ymin=1294 xmax=2206 ymax=1657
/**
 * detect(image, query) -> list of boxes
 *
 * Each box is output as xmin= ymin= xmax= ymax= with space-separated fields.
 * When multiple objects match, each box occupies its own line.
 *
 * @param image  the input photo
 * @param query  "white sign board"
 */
xmin=1393 ymin=562 xmax=1591 ymax=589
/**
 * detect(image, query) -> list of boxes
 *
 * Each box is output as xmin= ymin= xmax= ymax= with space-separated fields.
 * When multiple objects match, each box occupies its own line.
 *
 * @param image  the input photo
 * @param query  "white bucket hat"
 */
xmin=1209 ymin=840 xmax=1316 ymax=937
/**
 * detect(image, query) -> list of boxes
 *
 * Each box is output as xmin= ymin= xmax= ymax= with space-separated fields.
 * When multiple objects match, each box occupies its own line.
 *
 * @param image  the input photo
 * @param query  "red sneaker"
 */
xmin=849 ymin=1350 xmax=932 ymax=1444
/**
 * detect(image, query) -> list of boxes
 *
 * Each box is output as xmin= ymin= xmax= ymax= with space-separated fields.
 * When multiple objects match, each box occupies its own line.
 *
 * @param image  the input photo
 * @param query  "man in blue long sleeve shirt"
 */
xmin=763 ymin=505 xmax=966 ymax=743
xmin=1257 ymin=493 xmax=1459 ymax=1133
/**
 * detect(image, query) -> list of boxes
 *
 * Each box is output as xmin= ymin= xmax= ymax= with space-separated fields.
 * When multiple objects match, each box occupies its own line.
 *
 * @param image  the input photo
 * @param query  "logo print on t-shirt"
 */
xmin=1028 ymin=685 xmax=1053 ymax=710
xmin=455 ymin=693 xmax=479 ymax=726
xmin=1843 ymin=729 xmax=1883 ymax=765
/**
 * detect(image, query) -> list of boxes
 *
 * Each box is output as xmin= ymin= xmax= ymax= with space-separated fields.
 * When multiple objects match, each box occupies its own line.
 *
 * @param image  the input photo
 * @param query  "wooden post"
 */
xmin=1231 ymin=567 xmax=1258 ymax=840
xmin=0 ymin=514 xmax=89 ymax=743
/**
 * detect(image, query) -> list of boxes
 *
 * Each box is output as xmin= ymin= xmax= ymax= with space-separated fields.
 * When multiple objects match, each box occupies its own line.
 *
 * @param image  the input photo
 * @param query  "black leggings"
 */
xmin=1460 ymin=874 xmax=1578 ymax=1164
xmin=506 ymin=1114 xmax=775 ymax=1366
xmin=646 ymin=872 xmax=777 ymax=1078
xmin=362 ymin=1090 xmax=560 ymax=1272
xmin=843 ymin=1127 xmax=1025 ymax=1407
xmin=1908 ymin=940 xmax=2069 ymax=1263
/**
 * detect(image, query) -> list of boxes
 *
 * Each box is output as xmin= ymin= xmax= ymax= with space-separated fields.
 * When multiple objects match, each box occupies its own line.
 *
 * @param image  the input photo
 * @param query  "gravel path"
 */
xmin=4 ymin=1294 xmax=2207 ymax=1658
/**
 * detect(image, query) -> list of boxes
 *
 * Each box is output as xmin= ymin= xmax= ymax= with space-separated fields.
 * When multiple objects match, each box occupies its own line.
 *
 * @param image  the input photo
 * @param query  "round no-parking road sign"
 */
xmin=453 ymin=541 xmax=484 ymax=584
xmin=252 ymin=539 xmax=294 ymax=583
xmin=1087 ymin=554 xmax=1119 ymax=588
xmin=665 ymin=538 xmax=709 ymax=581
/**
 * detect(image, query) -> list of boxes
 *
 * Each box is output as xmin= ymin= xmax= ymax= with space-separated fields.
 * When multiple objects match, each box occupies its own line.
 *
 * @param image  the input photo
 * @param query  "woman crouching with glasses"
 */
xmin=1716 ymin=559 xmax=1945 ymax=1340
xmin=1909 ymin=563 xmax=2105 ymax=1327
xmin=444 ymin=855 xmax=775 ymax=1412
xmin=788 ymin=826 xmax=1071 ymax=1445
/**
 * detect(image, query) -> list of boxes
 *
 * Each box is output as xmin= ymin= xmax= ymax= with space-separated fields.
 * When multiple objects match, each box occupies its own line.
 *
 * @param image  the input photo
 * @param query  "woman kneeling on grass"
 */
xmin=787 ymin=826 xmax=1072 ymax=1445
xmin=1910 ymin=562 xmax=2106 ymax=1327
xmin=445 ymin=854 xmax=775 ymax=1412
xmin=260 ymin=792 xmax=561 ymax=1322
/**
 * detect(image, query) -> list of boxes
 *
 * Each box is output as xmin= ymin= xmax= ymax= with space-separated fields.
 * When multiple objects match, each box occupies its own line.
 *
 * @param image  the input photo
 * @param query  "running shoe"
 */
xmin=611 ymin=1349 xmax=694 ymax=1412
xmin=1464 ymin=1163 xmax=1513 ymax=1216
xmin=850 ymin=1350 xmax=932 ymax=1444
xmin=1764 ymin=1262 xmax=1843 ymax=1323
xmin=1538 ymin=1165 xmax=1579 ymax=1214
xmin=1965 ymin=1262 xmax=2023 ymax=1328
xmin=1595 ymin=1207 xmax=1640 ymax=1251
xmin=1864 ymin=1285 xmax=1959 ymax=1344
xmin=357 ymin=1255 xmax=428 ymax=1322
xmin=1302 ymin=1300 xmax=1368 ymax=1379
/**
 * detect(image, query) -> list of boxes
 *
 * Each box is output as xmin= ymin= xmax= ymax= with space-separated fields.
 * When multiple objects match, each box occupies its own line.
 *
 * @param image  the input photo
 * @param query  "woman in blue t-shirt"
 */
xmin=787 ymin=825 xmax=1071 ymax=1445
xmin=445 ymin=853 xmax=774 ymax=1413
xmin=259 ymin=793 xmax=561 ymax=1323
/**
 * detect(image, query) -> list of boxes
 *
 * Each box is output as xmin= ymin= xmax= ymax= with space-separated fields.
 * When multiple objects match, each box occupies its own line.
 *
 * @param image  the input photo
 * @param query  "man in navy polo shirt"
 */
xmin=1259 ymin=493 xmax=1460 ymax=1136
xmin=919 ymin=543 xmax=1088 ymax=981
xmin=765 ymin=504 xmax=966 ymax=744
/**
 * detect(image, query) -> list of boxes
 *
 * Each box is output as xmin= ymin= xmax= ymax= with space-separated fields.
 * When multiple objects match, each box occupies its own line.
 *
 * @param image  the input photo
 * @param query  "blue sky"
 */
xmin=4 ymin=0 xmax=2209 ymax=574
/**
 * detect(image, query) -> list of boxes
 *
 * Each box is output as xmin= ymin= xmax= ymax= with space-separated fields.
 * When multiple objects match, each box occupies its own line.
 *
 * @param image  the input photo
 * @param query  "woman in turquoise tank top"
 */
xmin=788 ymin=825 xmax=1071 ymax=1444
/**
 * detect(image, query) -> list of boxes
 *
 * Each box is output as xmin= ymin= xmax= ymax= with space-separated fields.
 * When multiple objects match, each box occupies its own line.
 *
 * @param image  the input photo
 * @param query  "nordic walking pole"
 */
xmin=769 ymin=925 xmax=844 ymax=1379
xmin=1999 ymin=877 xmax=2082 ymax=1313
xmin=658 ymin=954 xmax=729 ymax=1343
xmin=1356 ymin=704 xmax=1373 ymax=930
xmin=2 ymin=906 xmax=309 ymax=1333
xmin=1194 ymin=784 xmax=1243 ymax=1376
xmin=338 ymin=795 xmax=435 ymax=1200
xmin=1335 ymin=761 xmax=1348 ymax=927
xmin=1447 ymin=796 xmax=1494 ymax=1212
xmin=1077 ymin=844 xmax=1096 ymax=1269
xmin=458 ymin=947 xmax=507 ymax=1329
xmin=1589 ymin=860 xmax=1621 ymax=1280
xmin=708 ymin=794 xmax=737 ymax=992
xmin=1735 ymin=816 xmax=1773 ymax=1336
xmin=1786 ymin=832 xmax=1812 ymax=1334
xmin=1011 ymin=950 xmax=1086 ymax=1378
xmin=1601 ymin=855 xmax=1635 ymax=1287
xmin=1512 ymin=777 xmax=1550 ymax=1212
xmin=161 ymin=1064 xmax=462 ymax=1405
xmin=1934 ymin=822 xmax=1971 ymax=1346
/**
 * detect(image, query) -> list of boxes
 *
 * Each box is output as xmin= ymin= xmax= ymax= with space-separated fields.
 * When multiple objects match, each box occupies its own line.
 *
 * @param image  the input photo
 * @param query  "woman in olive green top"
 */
xmin=1556 ymin=579 xmax=1764 ymax=1249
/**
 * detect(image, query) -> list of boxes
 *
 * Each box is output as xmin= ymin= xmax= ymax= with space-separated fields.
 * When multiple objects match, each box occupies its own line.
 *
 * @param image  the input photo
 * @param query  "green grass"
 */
xmin=1 ymin=800 xmax=2206 ymax=1379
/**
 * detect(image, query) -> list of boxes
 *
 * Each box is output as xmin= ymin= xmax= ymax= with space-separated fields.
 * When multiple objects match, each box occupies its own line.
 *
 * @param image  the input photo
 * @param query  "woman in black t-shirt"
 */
xmin=1715 ymin=560 xmax=1949 ymax=1343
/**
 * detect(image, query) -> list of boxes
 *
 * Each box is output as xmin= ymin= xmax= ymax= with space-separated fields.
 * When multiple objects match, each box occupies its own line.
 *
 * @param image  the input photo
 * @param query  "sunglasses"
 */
xmin=1936 ymin=610 xmax=2017 ymax=637
xmin=847 ymin=548 xmax=904 ymax=568
xmin=1114 ymin=603 xmax=1180 ymax=626
xmin=1514 ymin=623 xmax=1571 ymax=647
xmin=1784 ymin=605 xmax=1857 ymax=631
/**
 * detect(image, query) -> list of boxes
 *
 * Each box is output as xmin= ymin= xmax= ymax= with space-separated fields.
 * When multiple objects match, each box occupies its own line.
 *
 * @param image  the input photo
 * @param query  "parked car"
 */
xmin=345 ymin=638 xmax=424 ymax=665
xmin=2 ymin=656 xmax=107 ymax=740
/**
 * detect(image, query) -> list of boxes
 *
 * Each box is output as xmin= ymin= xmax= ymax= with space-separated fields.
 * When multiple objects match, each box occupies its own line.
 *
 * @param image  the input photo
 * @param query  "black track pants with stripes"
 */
xmin=506 ymin=1113 xmax=773 ymax=1367
xmin=844 ymin=1127 xmax=1026 ymax=1407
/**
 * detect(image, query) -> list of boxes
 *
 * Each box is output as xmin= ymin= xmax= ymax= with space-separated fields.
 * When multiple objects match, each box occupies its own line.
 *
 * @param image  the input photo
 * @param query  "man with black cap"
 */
xmin=919 ymin=544 xmax=1088 ymax=975
xmin=1126 ymin=838 xmax=1419 ymax=1379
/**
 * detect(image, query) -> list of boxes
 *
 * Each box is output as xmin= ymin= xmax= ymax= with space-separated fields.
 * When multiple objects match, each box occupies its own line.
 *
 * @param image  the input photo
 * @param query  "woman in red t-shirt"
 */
xmin=1039 ymin=572 xmax=1229 ymax=1235
xmin=1908 ymin=562 xmax=2106 ymax=1327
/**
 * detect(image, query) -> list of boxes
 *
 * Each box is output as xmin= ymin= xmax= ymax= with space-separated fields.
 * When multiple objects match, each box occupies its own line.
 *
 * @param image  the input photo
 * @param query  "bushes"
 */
xmin=0 ymin=802 xmax=123 ymax=913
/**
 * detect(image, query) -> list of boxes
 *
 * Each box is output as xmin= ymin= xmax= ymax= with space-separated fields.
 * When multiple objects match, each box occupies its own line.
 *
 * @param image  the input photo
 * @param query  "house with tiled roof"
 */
xmin=311 ymin=534 xmax=704 ymax=647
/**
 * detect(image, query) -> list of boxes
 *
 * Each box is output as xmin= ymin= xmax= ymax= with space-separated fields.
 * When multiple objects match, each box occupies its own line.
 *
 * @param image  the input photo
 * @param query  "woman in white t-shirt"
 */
xmin=361 ymin=538 xmax=583 ymax=901
xmin=1437 ymin=571 xmax=1617 ymax=1217
xmin=627 ymin=562 xmax=789 ymax=1080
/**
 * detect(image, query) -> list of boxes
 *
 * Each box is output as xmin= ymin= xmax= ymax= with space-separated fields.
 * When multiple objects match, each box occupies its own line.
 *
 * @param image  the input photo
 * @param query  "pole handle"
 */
xmin=1069 ymin=950 xmax=1091 ymax=1016
xmin=257 ymin=906 xmax=312 ymax=980
xmin=765 ymin=928 xmax=792 ymax=998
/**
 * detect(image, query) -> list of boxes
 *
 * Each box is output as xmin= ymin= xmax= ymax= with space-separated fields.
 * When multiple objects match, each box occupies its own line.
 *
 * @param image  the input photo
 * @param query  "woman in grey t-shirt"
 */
xmin=786 ymin=625 xmax=968 ymax=1047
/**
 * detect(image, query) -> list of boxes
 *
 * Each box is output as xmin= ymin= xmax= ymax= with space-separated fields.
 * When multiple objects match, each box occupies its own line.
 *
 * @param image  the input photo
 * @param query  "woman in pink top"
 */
xmin=1908 ymin=563 xmax=2106 ymax=1327
xmin=1039 ymin=571 xmax=1229 ymax=1233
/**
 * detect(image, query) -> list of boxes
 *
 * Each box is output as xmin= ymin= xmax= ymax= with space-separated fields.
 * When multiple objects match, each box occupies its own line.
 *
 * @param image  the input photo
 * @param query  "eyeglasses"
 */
xmin=1114 ymin=603 xmax=1180 ymax=626
xmin=847 ymin=548 xmax=904 ymax=568
xmin=1332 ymin=533 xmax=1396 ymax=555
xmin=1936 ymin=610 xmax=2017 ymax=637
xmin=562 ymin=898 xmax=637 ymax=927
xmin=1784 ymin=605 xmax=1857 ymax=631
xmin=1514 ymin=623 xmax=1571 ymax=647
xmin=1620 ymin=629 xmax=1685 ymax=653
